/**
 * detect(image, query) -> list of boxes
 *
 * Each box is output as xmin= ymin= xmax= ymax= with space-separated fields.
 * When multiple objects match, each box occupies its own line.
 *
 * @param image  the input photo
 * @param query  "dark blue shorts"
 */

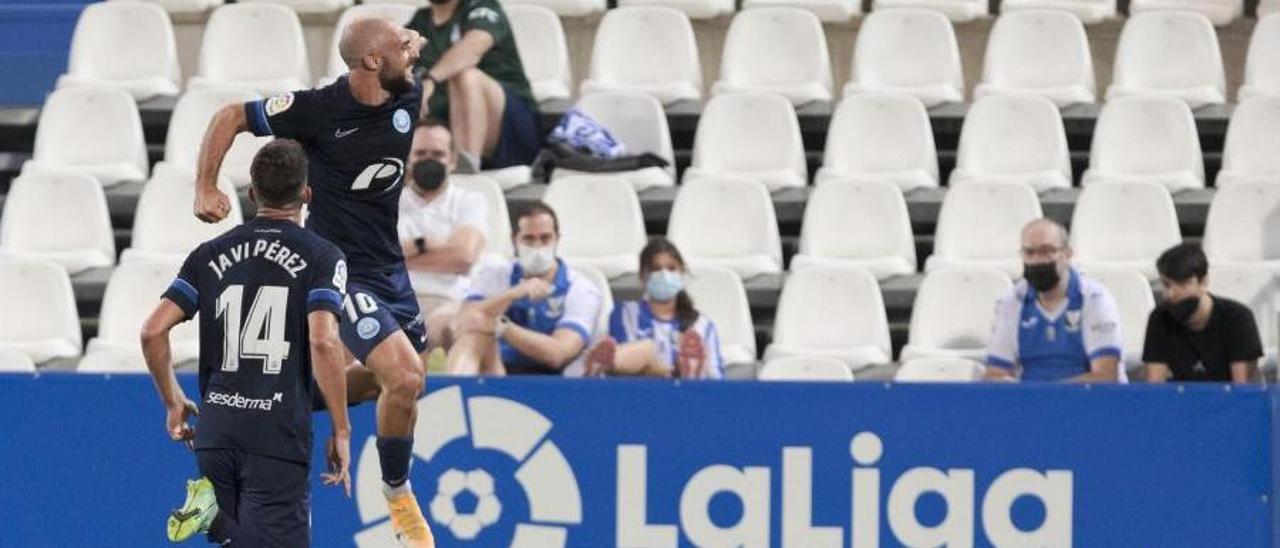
xmin=196 ymin=449 xmax=309 ymax=548
xmin=339 ymin=265 xmax=427 ymax=363
xmin=484 ymin=84 xmax=541 ymax=169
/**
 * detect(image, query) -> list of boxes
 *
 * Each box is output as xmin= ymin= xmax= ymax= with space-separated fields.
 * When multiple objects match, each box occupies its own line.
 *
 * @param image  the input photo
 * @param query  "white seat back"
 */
xmin=951 ymin=94 xmax=1071 ymax=191
xmin=164 ymin=88 xmax=271 ymax=188
xmin=543 ymin=176 xmax=647 ymax=279
xmin=31 ymin=87 xmax=148 ymax=187
xmin=687 ymin=92 xmax=806 ymax=191
xmin=895 ymin=357 xmax=985 ymax=382
xmin=817 ymin=93 xmax=938 ymax=190
xmin=575 ymin=92 xmax=676 ymax=183
xmin=0 ymin=260 xmax=82 ymax=363
xmin=713 ymin=8 xmax=833 ymax=105
xmin=194 ymin=4 xmax=310 ymax=94
xmin=871 ymin=0 xmax=987 ymax=22
xmin=1128 ymin=0 xmax=1243 ymax=26
xmin=62 ymin=1 xmax=180 ymax=99
xmin=92 ymin=259 xmax=199 ymax=361
xmin=1107 ymin=11 xmax=1226 ymax=107
xmin=583 ymin=7 xmax=701 ymax=105
xmin=904 ymin=268 xmax=1013 ymax=358
xmin=683 ymin=266 xmax=756 ymax=365
xmin=1241 ymin=14 xmax=1280 ymax=101
xmin=0 ymin=172 xmax=114 ymax=274
xmin=1218 ymin=97 xmax=1280 ymax=188
xmin=126 ymin=172 xmax=243 ymax=262
xmin=1085 ymin=268 xmax=1154 ymax=368
xmin=846 ymin=8 xmax=963 ymax=106
xmin=1208 ymin=265 xmax=1278 ymax=358
xmin=507 ymin=4 xmax=571 ymax=102
xmin=450 ymin=175 xmax=514 ymax=259
xmin=998 ymin=0 xmax=1116 ymax=24
xmin=927 ymin=183 xmax=1042 ymax=277
xmin=795 ymin=181 xmax=916 ymax=280
xmin=769 ymin=265 xmax=892 ymax=360
xmin=1203 ymin=182 xmax=1280 ymax=266
xmin=976 ymin=10 xmax=1096 ymax=106
xmin=616 ymin=0 xmax=733 ymax=19
xmin=1084 ymin=96 xmax=1204 ymax=192
xmin=667 ymin=179 xmax=783 ymax=279
xmin=1071 ymin=181 xmax=1182 ymax=279
xmin=759 ymin=356 xmax=854 ymax=381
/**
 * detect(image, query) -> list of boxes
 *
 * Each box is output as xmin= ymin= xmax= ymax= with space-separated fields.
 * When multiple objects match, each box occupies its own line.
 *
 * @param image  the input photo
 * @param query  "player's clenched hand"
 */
xmin=519 ymin=278 xmax=553 ymax=301
xmin=194 ymin=185 xmax=232 ymax=223
xmin=323 ymin=432 xmax=352 ymax=498
xmin=167 ymin=397 xmax=198 ymax=442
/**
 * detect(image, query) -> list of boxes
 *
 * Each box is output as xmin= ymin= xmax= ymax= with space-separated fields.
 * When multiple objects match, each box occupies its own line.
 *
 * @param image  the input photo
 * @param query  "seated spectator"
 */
xmin=408 ymin=0 xmax=541 ymax=171
xmin=986 ymin=219 xmax=1125 ymax=382
xmin=584 ymin=238 xmax=725 ymax=379
xmin=1143 ymin=243 xmax=1262 ymax=383
xmin=446 ymin=203 xmax=602 ymax=375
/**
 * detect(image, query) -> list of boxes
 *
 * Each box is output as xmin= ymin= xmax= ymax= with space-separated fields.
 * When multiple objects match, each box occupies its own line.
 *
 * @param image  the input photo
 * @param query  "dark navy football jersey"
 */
xmin=163 ymin=218 xmax=347 ymax=464
xmin=244 ymin=76 xmax=420 ymax=272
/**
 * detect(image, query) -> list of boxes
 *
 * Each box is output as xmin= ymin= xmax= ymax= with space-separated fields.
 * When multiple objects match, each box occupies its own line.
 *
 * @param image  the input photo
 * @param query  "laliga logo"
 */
xmin=352 ymin=386 xmax=583 ymax=546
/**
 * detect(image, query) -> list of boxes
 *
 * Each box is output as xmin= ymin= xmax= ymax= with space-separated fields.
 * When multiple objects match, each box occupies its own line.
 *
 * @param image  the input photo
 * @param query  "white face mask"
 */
xmin=517 ymin=244 xmax=556 ymax=276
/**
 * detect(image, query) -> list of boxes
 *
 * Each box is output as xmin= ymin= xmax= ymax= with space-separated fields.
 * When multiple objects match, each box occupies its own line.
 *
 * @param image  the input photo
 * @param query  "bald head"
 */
xmin=1022 ymin=218 xmax=1069 ymax=250
xmin=339 ymin=17 xmax=399 ymax=69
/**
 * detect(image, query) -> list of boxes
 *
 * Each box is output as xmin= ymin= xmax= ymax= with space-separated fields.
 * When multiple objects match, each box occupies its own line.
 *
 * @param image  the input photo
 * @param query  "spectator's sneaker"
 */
xmin=677 ymin=329 xmax=706 ymax=379
xmin=387 ymin=490 xmax=435 ymax=548
xmin=167 ymin=477 xmax=217 ymax=543
xmin=584 ymin=337 xmax=617 ymax=378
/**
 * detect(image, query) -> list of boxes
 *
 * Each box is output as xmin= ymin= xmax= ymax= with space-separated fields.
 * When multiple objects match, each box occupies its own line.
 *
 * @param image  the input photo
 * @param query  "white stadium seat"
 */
xmin=0 ymin=259 xmax=82 ymax=364
xmin=1107 ymin=11 xmax=1226 ymax=108
xmin=187 ymin=4 xmax=310 ymax=96
xmin=160 ymin=88 xmax=271 ymax=189
xmin=1071 ymin=181 xmax=1181 ymax=280
xmin=121 ymin=171 xmax=243 ymax=264
xmin=998 ymin=0 xmax=1116 ymax=24
xmin=1217 ymin=97 xmax=1280 ymax=188
xmin=975 ymin=10 xmax=1096 ymax=107
xmin=667 ymin=179 xmax=783 ymax=279
xmin=894 ymin=357 xmax=985 ymax=382
xmin=0 ymin=172 xmax=114 ymax=274
xmin=1081 ymin=96 xmax=1204 ymax=192
xmin=764 ymin=265 xmax=893 ymax=371
xmin=1084 ymin=268 xmax=1154 ymax=372
xmin=742 ymin=0 xmax=861 ymax=23
xmin=322 ymin=4 xmax=418 ymax=85
xmin=505 ymin=0 xmax=604 ymax=17
xmin=815 ymin=93 xmax=938 ymax=190
xmin=792 ymin=181 xmax=917 ymax=280
xmin=111 ymin=0 xmax=225 ymax=15
xmin=899 ymin=267 xmax=1013 ymax=362
xmin=24 ymin=87 xmax=148 ymax=187
xmin=712 ymin=8 xmax=833 ymax=106
xmin=759 ymin=356 xmax=855 ymax=381
xmin=555 ymin=92 xmax=676 ymax=190
xmin=238 ymin=0 xmax=354 ymax=15
xmin=78 ymin=259 xmax=201 ymax=373
xmin=925 ymin=183 xmax=1043 ymax=278
xmin=844 ymin=9 xmax=964 ymax=107
xmin=58 ymin=2 xmax=180 ymax=101
xmin=1240 ymin=14 xmax=1280 ymax=102
xmin=450 ymin=175 xmax=514 ymax=260
xmin=1128 ymin=0 xmax=1243 ymax=27
xmin=1262 ymin=1 xmax=1280 ymax=18
xmin=1203 ymin=182 xmax=1280 ymax=271
xmin=1208 ymin=265 xmax=1279 ymax=367
xmin=871 ymin=0 xmax=987 ymax=23
xmin=0 ymin=348 xmax=36 ymax=373
xmin=580 ymin=7 xmax=702 ymax=105
xmin=507 ymin=5 xmax=572 ymax=102
xmin=569 ymin=264 xmax=612 ymax=344
xmin=949 ymin=94 xmax=1072 ymax=192
xmin=361 ymin=0 xmax=426 ymax=4
xmin=683 ymin=93 xmax=807 ymax=191
xmin=542 ymin=176 xmax=648 ymax=279
xmin=617 ymin=0 xmax=733 ymax=19
xmin=683 ymin=267 xmax=757 ymax=366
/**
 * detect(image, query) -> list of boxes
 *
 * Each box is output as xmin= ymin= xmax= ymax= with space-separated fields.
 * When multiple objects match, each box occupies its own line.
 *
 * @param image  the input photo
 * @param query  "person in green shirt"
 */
xmin=407 ymin=0 xmax=541 ymax=170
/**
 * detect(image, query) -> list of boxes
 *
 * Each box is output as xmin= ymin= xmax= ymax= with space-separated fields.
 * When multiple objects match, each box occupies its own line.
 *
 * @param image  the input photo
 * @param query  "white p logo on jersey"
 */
xmin=351 ymin=158 xmax=404 ymax=193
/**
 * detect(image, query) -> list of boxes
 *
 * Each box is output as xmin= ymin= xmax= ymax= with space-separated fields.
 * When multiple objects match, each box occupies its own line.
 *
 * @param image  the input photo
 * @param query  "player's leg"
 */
xmin=186 ymin=449 xmax=242 ymax=545
xmin=447 ymin=67 xmax=505 ymax=160
xmin=233 ymin=452 xmax=310 ymax=548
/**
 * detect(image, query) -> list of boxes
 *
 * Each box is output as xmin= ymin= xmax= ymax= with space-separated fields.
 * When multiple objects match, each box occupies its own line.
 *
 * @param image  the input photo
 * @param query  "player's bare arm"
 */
xmin=194 ymin=104 xmax=249 ymax=224
xmin=141 ymin=299 xmax=197 ymax=441
xmin=310 ymin=310 xmax=352 ymax=497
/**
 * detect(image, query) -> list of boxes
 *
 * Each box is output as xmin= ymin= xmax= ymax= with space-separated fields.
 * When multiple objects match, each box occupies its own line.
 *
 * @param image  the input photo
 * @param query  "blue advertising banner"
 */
xmin=0 ymin=373 xmax=1276 ymax=547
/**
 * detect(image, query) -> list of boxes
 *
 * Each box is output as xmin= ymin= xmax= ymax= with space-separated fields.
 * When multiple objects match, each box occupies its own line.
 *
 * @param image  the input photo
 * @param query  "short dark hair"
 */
xmin=513 ymin=202 xmax=559 ymax=235
xmin=250 ymin=139 xmax=307 ymax=209
xmin=1156 ymin=242 xmax=1209 ymax=283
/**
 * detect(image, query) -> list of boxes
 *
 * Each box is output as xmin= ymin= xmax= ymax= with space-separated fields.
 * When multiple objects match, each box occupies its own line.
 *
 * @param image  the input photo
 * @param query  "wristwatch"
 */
xmin=413 ymin=237 xmax=427 ymax=256
xmin=494 ymin=316 xmax=511 ymax=339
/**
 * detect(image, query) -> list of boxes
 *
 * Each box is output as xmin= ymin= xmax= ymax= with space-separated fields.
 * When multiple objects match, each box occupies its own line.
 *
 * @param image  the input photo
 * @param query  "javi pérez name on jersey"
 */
xmin=207 ymin=238 xmax=312 ymax=281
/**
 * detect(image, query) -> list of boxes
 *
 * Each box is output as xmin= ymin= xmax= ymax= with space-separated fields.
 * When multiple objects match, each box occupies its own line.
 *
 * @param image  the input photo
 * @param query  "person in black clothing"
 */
xmin=1142 ymin=243 xmax=1262 ymax=383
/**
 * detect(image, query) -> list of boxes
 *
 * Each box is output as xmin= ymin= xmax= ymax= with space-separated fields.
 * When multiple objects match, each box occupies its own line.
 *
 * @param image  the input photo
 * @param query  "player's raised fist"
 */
xmin=194 ymin=185 xmax=232 ymax=223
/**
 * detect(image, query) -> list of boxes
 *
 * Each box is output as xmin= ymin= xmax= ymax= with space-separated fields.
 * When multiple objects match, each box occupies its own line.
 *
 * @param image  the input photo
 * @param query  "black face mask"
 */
xmin=1165 ymin=296 xmax=1200 ymax=324
xmin=411 ymin=159 xmax=447 ymax=192
xmin=1023 ymin=263 xmax=1061 ymax=292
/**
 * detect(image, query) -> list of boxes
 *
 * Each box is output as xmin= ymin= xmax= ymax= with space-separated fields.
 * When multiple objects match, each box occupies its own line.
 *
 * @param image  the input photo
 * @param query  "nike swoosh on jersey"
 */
xmin=334 ymin=127 xmax=360 ymax=139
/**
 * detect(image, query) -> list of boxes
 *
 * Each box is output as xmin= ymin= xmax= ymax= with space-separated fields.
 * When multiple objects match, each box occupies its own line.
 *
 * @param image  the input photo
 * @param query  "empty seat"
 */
xmin=1081 ymin=96 xmax=1204 ymax=192
xmin=507 ymin=5 xmax=572 ymax=102
xmin=683 ymin=92 xmax=807 ymax=191
xmin=0 ymin=349 xmax=36 ymax=373
xmin=0 ymin=172 xmax=114 ymax=274
xmin=554 ymin=92 xmax=676 ymax=190
xmin=871 ymin=0 xmax=987 ymax=22
xmin=617 ymin=0 xmax=733 ymax=19
xmin=161 ymin=88 xmax=271 ymax=189
xmin=975 ymin=10 xmax=1096 ymax=107
xmin=187 ymin=4 xmax=310 ymax=96
xmin=1218 ymin=97 xmax=1280 ymax=188
xmin=542 ymin=176 xmax=647 ymax=279
xmin=667 ymin=179 xmax=783 ymax=279
xmin=998 ymin=0 xmax=1116 ymax=23
xmin=1107 ymin=11 xmax=1226 ymax=108
xmin=815 ymin=94 xmax=938 ymax=190
xmin=238 ymin=0 xmax=354 ymax=14
xmin=580 ymin=7 xmax=702 ymax=105
xmin=899 ymin=268 xmax=1013 ymax=361
xmin=759 ymin=356 xmax=855 ymax=381
xmin=505 ymin=0 xmax=604 ymax=17
xmin=1240 ymin=14 xmax=1280 ymax=101
xmin=322 ymin=4 xmax=418 ymax=84
xmin=122 ymin=171 xmax=243 ymax=264
xmin=1208 ymin=265 xmax=1278 ymax=367
xmin=926 ymin=183 xmax=1043 ymax=277
xmin=24 ymin=87 xmax=148 ymax=187
xmin=113 ymin=0 xmax=225 ymax=15
xmin=450 ymin=174 xmax=514 ymax=260
xmin=894 ymin=357 xmax=985 ymax=382
xmin=742 ymin=0 xmax=861 ymax=23
xmin=792 ymin=181 xmax=917 ymax=280
xmin=950 ymin=94 xmax=1072 ymax=191
xmin=712 ymin=8 xmax=832 ymax=106
xmin=683 ymin=266 xmax=756 ymax=366
xmin=1085 ymin=268 xmax=1154 ymax=371
xmin=1262 ymin=1 xmax=1280 ymax=18
xmin=1128 ymin=0 xmax=1243 ymax=26
xmin=1071 ymin=181 xmax=1181 ymax=279
xmin=0 ymin=259 xmax=81 ymax=364
xmin=79 ymin=259 xmax=201 ymax=373
xmin=58 ymin=2 xmax=180 ymax=101
xmin=845 ymin=9 xmax=964 ymax=107
xmin=764 ymin=265 xmax=892 ymax=371
xmin=1203 ymin=182 xmax=1280 ymax=270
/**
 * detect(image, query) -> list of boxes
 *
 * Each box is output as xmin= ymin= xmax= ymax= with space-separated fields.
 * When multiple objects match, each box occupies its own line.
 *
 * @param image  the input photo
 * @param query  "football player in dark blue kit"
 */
xmin=188 ymin=18 xmax=437 ymax=546
xmin=143 ymin=140 xmax=352 ymax=546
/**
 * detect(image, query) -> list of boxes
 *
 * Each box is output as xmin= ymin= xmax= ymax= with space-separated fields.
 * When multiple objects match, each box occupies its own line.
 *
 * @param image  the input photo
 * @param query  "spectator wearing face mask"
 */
xmin=583 ymin=238 xmax=725 ymax=379
xmin=1143 ymin=243 xmax=1262 ymax=383
xmin=985 ymin=219 xmax=1126 ymax=383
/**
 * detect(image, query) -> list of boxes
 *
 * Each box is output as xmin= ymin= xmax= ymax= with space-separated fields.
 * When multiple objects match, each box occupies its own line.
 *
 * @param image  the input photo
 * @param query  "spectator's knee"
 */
xmin=450 ymin=67 xmax=486 ymax=90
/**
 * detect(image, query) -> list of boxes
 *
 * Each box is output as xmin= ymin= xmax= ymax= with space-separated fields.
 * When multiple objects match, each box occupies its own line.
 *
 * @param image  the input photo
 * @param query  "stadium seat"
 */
xmin=899 ymin=267 xmax=1013 ymax=362
xmin=925 ymin=183 xmax=1043 ymax=278
xmin=949 ymin=94 xmax=1072 ymax=192
xmin=683 ymin=92 xmax=807 ymax=191
xmin=0 ymin=349 xmax=36 ymax=373
xmin=814 ymin=93 xmax=938 ymax=190
xmin=321 ymin=4 xmax=418 ymax=85
xmin=0 ymin=172 xmax=114 ymax=274
xmin=238 ymin=0 xmax=354 ymax=14
xmin=667 ymin=178 xmax=783 ymax=279
xmin=0 ymin=259 xmax=81 ymax=364
xmin=759 ymin=356 xmax=855 ymax=381
xmin=78 ymin=259 xmax=200 ymax=373
xmin=763 ymin=265 xmax=893 ymax=371
xmin=1081 ymin=96 xmax=1204 ymax=192
xmin=187 ymin=4 xmax=311 ymax=96
xmin=1203 ymin=182 xmax=1280 ymax=270
xmin=1218 ymin=97 xmax=1280 ymax=188
xmin=112 ymin=0 xmax=224 ymax=15
xmin=1128 ymin=0 xmax=1243 ymax=27
xmin=542 ymin=176 xmax=648 ymax=279
xmin=23 ymin=87 xmax=148 ymax=187
xmin=1240 ymin=17 xmax=1280 ymax=103
xmin=742 ymin=0 xmax=861 ymax=23
xmin=844 ymin=9 xmax=964 ymax=107
xmin=894 ymin=357 xmax=985 ymax=382
xmin=1207 ymin=265 xmax=1278 ymax=368
xmin=57 ymin=2 xmax=179 ymax=101
xmin=998 ymin=0 xmax=1116 ymax=23
xmin=871 ymin=0 xmax=987 ymax=22
xmin=1071 ymin=181 xmax=1181 ymax=280
xmin=568 ymin=264 xmax=612 ymax=345
xmin=160 ymin=88 xmax=271 ymax=189
xmin=1084 ymin=268 xmax=1154 ymax=372
xmin=554 ymin=92 xmax=676 ymax=190
xmin=1262 ymin=1 xmax=1280 ymax=17
xmin=580 ymin=7 xmax=702 ymax=105
xmin=792 ymin=181 xmax=917 ymax=280
xmin=121 ymin=171 xmax=243 ymax=264
xmin=360 ymin=0 xmax=426 ymax=5
xmin=450 ymin=175 xmax=514 ymax=261
xmin=506 ymin=0 xmax=604 ymax=17
xmin=1107 ymin=11 xmax=1226 ymax=108
xmin=683 ymin=266 xmax=757 ymax=366
xmin=974 ymin=10 xmax=1096 ymax=107
xmin=507 ymin=5 xmax=572 ymax=102
xmin=711 ymin=8 xmax=833 ymax=106
xmin=617 ymin=0 xmax=733 ymax=19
